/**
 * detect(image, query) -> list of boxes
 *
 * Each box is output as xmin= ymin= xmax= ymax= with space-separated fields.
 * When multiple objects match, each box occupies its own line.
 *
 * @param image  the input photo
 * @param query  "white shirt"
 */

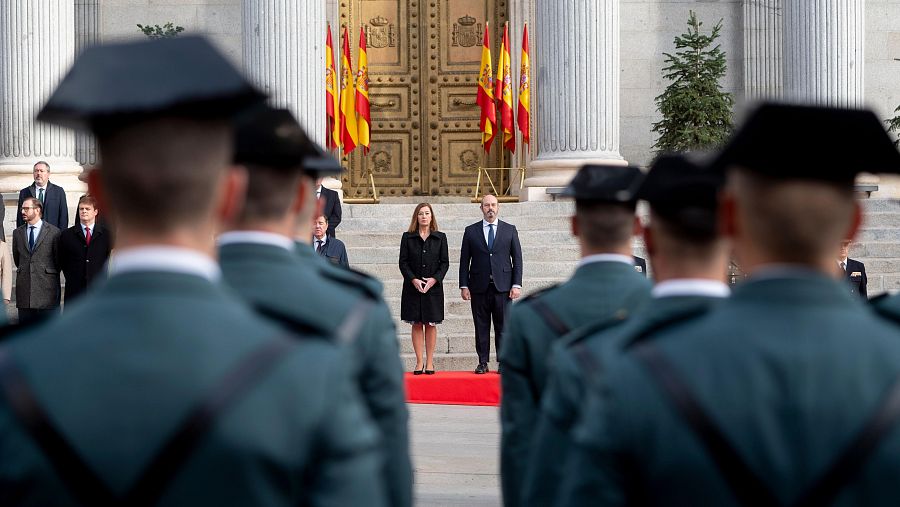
xmin=217 ymin=231 xmax=294 ymax=251
xmin=108 ymin=246 xmax=220 ymax=281
xmin=578 ymin=254 xmax=634 ymax=268
xmin=316 ymin=185 xmax=323 ymax=199
xmin=25 ymin=219 xmax=43 ymax=243
xmin=837 ymin=258 xmax=848 ymax=271
xmin=313 ymin=236 xmax=328 ymax=250
xmin=482 ymin=219 xmax=498 ymax=245
xmin=81 ymin=222 xmax=95 ymax=238
xmin=34 ymin=183 xmax=47 ymax=198
xmin=652 ymin=279 xmax=731 ymax=299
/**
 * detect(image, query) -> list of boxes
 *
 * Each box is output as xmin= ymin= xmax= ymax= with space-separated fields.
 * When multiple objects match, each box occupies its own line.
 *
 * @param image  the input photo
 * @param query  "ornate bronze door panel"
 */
xmin=341 ymin=0 xmax=507 ymax=198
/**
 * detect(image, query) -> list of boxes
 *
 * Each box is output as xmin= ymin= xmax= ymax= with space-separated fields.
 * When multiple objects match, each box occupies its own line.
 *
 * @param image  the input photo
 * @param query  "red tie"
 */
xmin=85 ymin=227 xmax=92 ymax=246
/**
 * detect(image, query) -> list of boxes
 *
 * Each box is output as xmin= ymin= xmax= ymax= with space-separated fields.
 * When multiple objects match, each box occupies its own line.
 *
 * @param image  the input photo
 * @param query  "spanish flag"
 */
xmin=517 ymin=24 xmax=531 ymax=149
xmin=476 ymin=23 xmax=496 ymax=153
xmin=325 ymin=25 xmax=340 ymax=151
xmin=339 ymin=26 xmax=358 ymax=155
xmin=356 ymin=27 xmax=371 ymax=155
xmin=495 ymin=23 xmax=515 ymax=153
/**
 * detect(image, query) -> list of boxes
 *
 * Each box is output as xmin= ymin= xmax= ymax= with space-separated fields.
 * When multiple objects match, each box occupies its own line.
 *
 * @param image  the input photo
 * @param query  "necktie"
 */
xmin=85 ymin=227 xmax=92 ymax=246
xmin=316 ymin=240 xmax=324 ymax=255
xmin=38 ymin=187 xmax=44 ymax=203
xmin=28 ymin=226 xmax=35 ymax=251
xmin=841 ymin=261 xmax=847 ymax=272
xmin=488 ymin=223 xmax=495 ymax=251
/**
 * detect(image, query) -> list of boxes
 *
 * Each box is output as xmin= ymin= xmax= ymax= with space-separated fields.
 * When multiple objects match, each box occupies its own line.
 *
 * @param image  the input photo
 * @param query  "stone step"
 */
xmin=347 ymin=245 xmax=583 ymax=265
xmin=377 ymin=277 xmax=563 ymax=301
xmin=400 ymin=352 xmax=499 ymax=372
xmin=344 ymin=201 xmax=574 ymax=219
xmin=340 ymin=230 xmax=580 ymax=248
xmin=354 ymin=262 xmax=578 ymax=284
xmin=338 ymin=215 xmax=573 ymax=233
xmin=862 ymin=212 xmax=900 ymax=228
xmin=397 ymin=331 xmax=504 ymax=355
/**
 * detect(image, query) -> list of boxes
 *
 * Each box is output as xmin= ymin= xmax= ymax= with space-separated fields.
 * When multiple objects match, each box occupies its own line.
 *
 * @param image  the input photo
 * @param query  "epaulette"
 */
xmin=518 ymin=283 xmax=560 ymax=304
xmin=869 ymin=292 xmax=891 ymax=307
xmin=871 ymin=295 xmax=900 ymax=325
xmin=622 ymin=306 xmax=712 ymax=350
xmin=318 ymin=262 xmax=384 ymax=301
xmin=561 ymin=308 xmax=632 ymax=348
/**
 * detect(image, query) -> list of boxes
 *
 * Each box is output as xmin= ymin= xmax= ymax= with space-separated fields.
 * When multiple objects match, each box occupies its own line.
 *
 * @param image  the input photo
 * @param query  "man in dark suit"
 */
xmin=560 ymin=105 xmax=900 ymax=506
xmin=313 ymin=214 xmax=349 ymax=268
xmin=17 ymin=161 xmax=68 ymax=230
xmin=633 ymin=255 xmax=648 ymax=277
xmin=223 ymin=106 xmax=411 ymax=507
xmin=12 ymin=197 xmax=61 ymax=324
xmin=0 ymin=36 xmax=386 ymax=506
xmin=316 ymin=177 xmax=341 ymax=237
xmin=57 ymin=194 xmax=113 ymax=303
xmin=460 ymin=194 xmax=523 ymax=374
xmin=839 ymin=239 xmax=867 ymax=299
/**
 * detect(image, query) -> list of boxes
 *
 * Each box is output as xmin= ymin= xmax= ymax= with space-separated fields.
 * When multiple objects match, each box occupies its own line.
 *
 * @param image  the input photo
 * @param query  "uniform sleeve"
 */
xmin=499 ymin=307 xmax=537 ymax=507
xmin=521 ymin=348 xmax=584 ymax=506
xmin=339 ymin=243 xmax=349 ymax=269
xmin=308 ymin=356 xmax=387 ymax=507
xmin=355 ymin=304 xmax=413 ymax=507
xmin=398 ymin=234 xmax=416 ymax=282
xmin=435 ymin=233 xmax=449 ymax=282
xmin=458 ymin=228 xmax=471 ymax=288
xmin=510 ymin=226 xmax=523 ymax=287
xmin=58 ymin=188 xmax=69 ymax=229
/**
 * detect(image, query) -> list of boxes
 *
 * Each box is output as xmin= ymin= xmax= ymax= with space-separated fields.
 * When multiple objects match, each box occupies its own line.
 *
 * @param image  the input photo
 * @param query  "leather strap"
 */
xmin=794 ymin=373 xmax=900 ymax=507
xmin=529 ymin=299 xmax=570 ymax=336
xmin=0 ymin=338 xmax=293 ymax=506
xmin=634 ymin=343 xmax=781 ymax=507
xmin=335 ymin=300 xmax=374 ymax=346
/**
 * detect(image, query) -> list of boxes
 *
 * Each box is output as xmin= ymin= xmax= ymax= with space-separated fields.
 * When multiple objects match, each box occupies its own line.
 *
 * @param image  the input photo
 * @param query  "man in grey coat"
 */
xmin=12 ymin=196 xmax=61 ymax=324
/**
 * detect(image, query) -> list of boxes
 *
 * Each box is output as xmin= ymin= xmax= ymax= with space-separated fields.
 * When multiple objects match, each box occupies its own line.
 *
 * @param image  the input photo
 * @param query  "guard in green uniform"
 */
xmin=559 ymin=104 xmax=900 ymax=507
xmin=0 ymin=37 xmax=386 ymax=507
xmin=499 ymin=165 xmax=651 ymax=506
xmin=522 ymin=153 xmax=730 ymax=505
xmin=221 ymin=107 xmax=412 ymax=507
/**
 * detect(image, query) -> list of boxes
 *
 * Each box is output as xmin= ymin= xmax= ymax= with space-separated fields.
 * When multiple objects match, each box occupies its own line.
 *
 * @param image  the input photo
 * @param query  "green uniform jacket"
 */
xmin=220 ymin=242 xmax=412 ymax=507
xmin=523 ymin=293 xmax=722 ymax=506
xmin=0 ymin=271 xmax=385 ymax=506
xmin=560 ymin=273 xmax=900 ymax=506
xmin=499 ymin=260 xmax=651 ymax=507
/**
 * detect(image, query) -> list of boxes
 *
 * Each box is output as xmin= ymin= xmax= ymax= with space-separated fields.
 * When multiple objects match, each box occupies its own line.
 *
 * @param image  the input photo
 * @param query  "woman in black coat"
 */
xmin=399 ymin=203 xmax=449 ymax=374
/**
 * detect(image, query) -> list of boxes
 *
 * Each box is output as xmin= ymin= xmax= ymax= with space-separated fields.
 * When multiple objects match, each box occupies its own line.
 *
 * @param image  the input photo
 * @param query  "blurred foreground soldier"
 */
xmin=559 ymin=104 xmax=900 ymax=507
xmin=223 ymin=107 xmax=411 ymax=507
xmin=526 ymin=154 xmax=729 ymax=505
xmin=500 ymin=165 xmax=651 ymax=506
xmin=0 ymin=37 xmax=385 ymax=507
xmin=838 ymin=239 xmax=867 ymax=299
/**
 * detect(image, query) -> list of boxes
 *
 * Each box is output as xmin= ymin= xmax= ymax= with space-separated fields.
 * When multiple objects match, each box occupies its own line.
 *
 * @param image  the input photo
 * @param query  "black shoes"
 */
xmin=424 ymin=369 xmax=435 ymax=375
xmin=474 ymin=363 xmax=489 ymax=374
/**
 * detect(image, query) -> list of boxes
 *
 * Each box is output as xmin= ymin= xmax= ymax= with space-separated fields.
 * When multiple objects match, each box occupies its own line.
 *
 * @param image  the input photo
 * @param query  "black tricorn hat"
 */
xmin=234 ymin=106 xmax=342 ymax=177
xmin=37 ymin=36 xmax=266 ymax=132
xmin=638 ymin=153 xmax=723 ymax=238
xmin=560 ymin=165 xmax=644 ymax=203
xmin=711 ymin=103 xmax=900 ymax=185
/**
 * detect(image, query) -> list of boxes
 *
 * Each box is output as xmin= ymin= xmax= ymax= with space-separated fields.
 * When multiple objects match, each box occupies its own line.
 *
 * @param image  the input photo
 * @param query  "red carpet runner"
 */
xmin=405 ymin=371 xmax=501 ymax=406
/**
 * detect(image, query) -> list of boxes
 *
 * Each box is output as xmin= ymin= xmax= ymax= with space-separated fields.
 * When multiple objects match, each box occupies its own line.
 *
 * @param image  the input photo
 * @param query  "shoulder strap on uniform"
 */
xmin=0 ymin=338 xmax=294 ymax=507
xmin=793 ymin=372 xmax=900 ymax=507
xmin=0 ymin=349 xmax=117 ymax=506
xmin=529 ymin=298 xmax=570 ymax=336
xmin=336 ymin=299 xmax=374 ymax=346
xmin=253 ymin=304 xmax=329 ymax=337
xmin=633 ymin=343 xmax=782 ymax=507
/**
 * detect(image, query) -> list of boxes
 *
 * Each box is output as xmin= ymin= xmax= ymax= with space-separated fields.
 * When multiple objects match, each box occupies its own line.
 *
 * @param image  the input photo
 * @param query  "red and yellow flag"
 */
xmin=356 ymin=27 xmax=371 ymax=155
xmin=476 ymin=23 xmax=496 ymax=153
xmin=339 ymin=26 xmax=358 ymax=155
xmin=517 ymin=24 xmax=531 ymax=149
xmin=495 ymin=23 xmax=515 ymax=153
xmin=325 ymin=25 xmax=340 ymax=151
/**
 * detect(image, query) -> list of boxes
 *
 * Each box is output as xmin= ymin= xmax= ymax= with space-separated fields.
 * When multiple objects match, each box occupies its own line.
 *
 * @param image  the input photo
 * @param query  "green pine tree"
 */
xmin=136 ymin=22 xmax=184 ymax=39
xmin=888 ymin=105 xmax=900 ymax=148
xmin=652 ymin=11 xmax=734 ymax=153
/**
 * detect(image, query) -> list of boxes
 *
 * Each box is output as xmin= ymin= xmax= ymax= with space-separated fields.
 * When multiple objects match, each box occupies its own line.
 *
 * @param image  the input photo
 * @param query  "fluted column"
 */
xmin=0 ymin=1 xmax=85 ymax=196
xmin=243 ymin=0 xmax=326 ymax=144
xmin=743 ymin=0 xmax=783 ymax=100
xmin=75 ymin=0 xmax=101 ymax=168
xmin=523 ymin=0 xmax=624 ymax=201
xmin=783 ymin=0 xmax=864 ymax=106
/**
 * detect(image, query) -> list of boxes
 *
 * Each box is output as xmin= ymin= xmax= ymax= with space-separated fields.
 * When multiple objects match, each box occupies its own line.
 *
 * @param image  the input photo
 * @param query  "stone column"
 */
xmin=743 ymin=0 xmax=783 ymax=100
xmin=0 ymin=1 xmax=85 ymax=198
xmin=523 ymin=0 xmax=624 ymax=202
xmin=243 ymin=0 xmax=337 ymax=191
xmin=75 ymin=0 xmax=101 ymax=168
xmin=783 ymin=0 xmax=864 ymax=106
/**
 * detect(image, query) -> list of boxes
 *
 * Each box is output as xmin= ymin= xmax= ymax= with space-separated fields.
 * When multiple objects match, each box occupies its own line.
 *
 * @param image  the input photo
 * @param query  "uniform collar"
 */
xmin=652 ymin=279 xmax=730 ymax=298
xmin=217 ymin=230 xmax=294 ymax=251
xmin=109 ymin=246 xmax=220 ymax=281
xmin=579 ymin=254 xmax=634 ymax=268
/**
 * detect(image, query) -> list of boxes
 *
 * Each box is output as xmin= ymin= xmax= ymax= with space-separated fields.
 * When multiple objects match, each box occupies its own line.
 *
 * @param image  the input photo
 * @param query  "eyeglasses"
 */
xmin=21 ymin=207 xmax=34 ymax=211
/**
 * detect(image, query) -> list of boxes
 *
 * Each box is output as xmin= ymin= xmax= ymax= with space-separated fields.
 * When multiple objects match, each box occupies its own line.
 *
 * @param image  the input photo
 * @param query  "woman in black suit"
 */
xmin=399 ymin=203 xmax=449 ymax=374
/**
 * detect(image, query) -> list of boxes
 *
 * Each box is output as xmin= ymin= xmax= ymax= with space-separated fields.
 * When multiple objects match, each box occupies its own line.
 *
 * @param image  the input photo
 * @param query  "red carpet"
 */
xmin=405 ymin=371 xmax=501 ymax=406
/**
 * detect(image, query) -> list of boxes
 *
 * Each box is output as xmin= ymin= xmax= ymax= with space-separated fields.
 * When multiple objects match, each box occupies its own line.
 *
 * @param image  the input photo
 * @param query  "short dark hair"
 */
xmin=574 ymin=201 xmax=636 ymax=250
xmin=235 ymin=165 xmax=303 ymax=223
xmin=78 ymin=194 xmax=98 ymax=209
xmin=33 ymin=161 xmax=50 ymax=171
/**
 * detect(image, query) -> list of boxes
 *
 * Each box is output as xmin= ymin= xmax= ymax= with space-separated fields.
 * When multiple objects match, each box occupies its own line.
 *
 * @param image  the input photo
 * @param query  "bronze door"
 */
xmin=341 ymin=0 xmax=507 ymax=198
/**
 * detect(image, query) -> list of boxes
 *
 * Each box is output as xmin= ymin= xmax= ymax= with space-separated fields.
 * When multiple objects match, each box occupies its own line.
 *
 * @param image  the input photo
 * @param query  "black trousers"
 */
xmin=18 ymin=307 xmax=59 ymax=326
xmin=470 ymin=283 xmax=511 ymax=365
